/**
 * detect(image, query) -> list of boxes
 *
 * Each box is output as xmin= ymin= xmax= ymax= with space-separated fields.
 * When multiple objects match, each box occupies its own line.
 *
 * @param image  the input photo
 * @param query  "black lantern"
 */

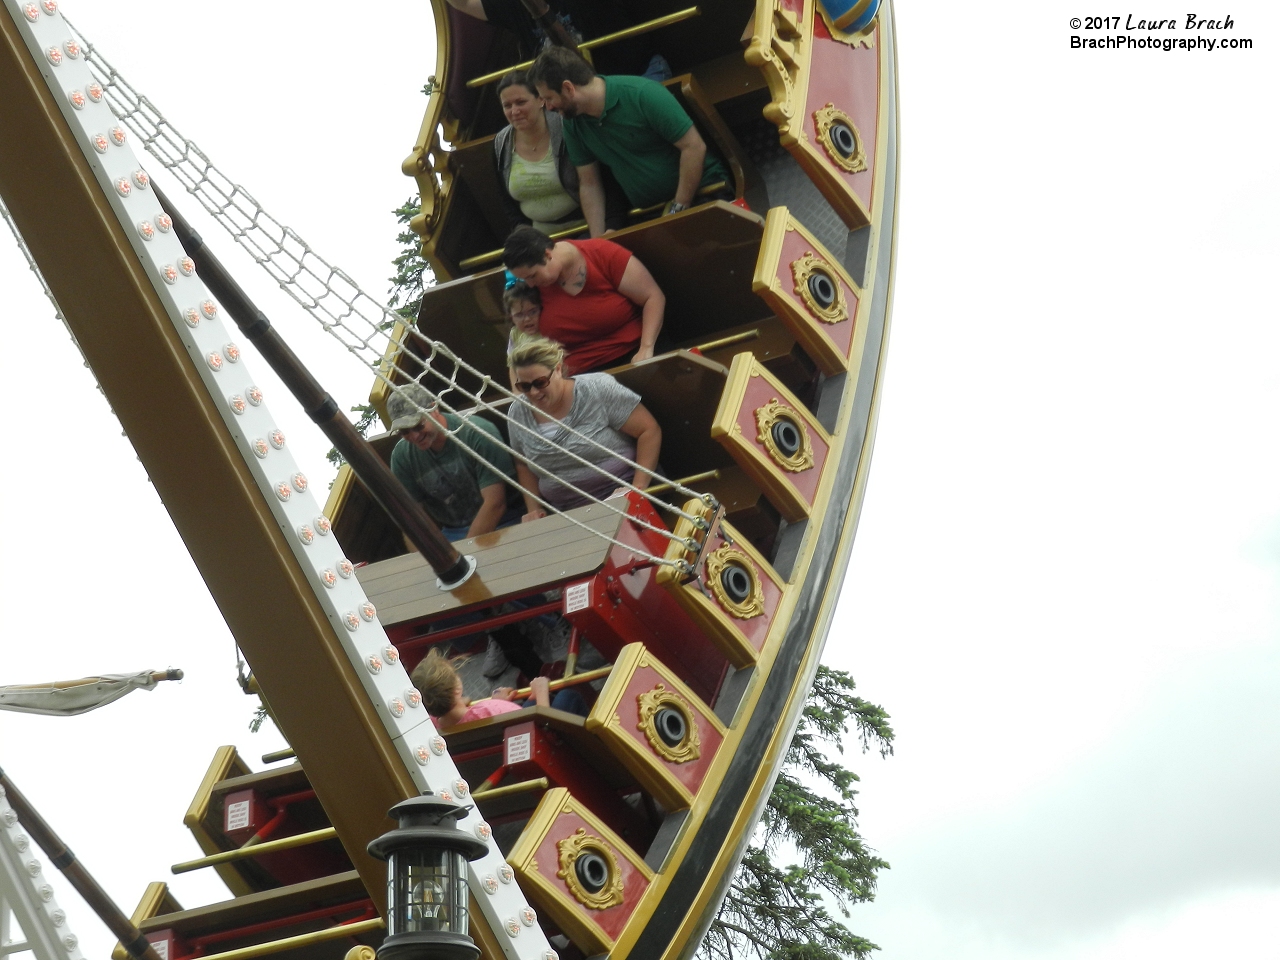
xmin=367 ymin=794 xmax=489 ymax=960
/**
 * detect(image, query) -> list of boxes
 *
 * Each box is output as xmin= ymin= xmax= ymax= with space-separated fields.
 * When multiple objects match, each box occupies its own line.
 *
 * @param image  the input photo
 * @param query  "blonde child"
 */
xmin=411 ymin=648 xmax=562 ymax=731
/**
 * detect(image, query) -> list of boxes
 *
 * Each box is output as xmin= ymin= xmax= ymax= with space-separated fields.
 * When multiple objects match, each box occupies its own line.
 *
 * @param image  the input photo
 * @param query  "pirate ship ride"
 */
xmin=0 ymin=0 xmax=899 ymax=957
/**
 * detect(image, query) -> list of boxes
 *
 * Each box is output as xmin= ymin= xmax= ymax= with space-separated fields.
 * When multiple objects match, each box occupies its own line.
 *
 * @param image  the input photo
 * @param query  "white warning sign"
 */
xmin=225 ymin=799 xmax=250 ymax=831
xmin=506 ymin=732 xmax=532 ymax=765
xmin=564 ymin=581 xmax=590 ymax=614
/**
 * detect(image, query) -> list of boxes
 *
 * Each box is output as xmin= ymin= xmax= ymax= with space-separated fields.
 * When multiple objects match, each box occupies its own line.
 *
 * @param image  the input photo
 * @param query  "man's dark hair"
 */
xmin=496 ymin=69 xmax=535 ymax=98
xmin=503 ymin=225 xmax=555 ymax=270
xmin=527 ymin=46 xmax=596 ymax=93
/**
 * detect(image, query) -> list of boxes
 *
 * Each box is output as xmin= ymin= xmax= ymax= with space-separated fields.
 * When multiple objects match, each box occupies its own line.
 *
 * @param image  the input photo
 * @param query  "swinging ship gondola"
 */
xmin=0 ymin=0 xmax=898 ymax=957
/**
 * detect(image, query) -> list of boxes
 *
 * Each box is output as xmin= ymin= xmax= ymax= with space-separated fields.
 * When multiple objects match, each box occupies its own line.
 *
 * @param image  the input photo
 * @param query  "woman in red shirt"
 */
xmin=502 ymin=225 xmax=665 ymax=372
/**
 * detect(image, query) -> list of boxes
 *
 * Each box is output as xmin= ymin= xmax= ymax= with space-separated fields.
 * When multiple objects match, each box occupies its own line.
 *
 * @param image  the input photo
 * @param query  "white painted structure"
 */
xmin=0 ymin=787 xmax=86 ymax=960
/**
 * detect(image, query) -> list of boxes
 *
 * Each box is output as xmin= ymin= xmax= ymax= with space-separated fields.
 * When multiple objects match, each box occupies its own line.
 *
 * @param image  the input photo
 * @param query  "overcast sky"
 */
xmin=2 ymin=2 xmax=1278 ymax=959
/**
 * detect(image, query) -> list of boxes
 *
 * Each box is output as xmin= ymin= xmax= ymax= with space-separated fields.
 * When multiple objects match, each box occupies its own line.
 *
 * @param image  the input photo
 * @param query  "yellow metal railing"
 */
xmin=466 ymin=7 xmax=701 ymax=88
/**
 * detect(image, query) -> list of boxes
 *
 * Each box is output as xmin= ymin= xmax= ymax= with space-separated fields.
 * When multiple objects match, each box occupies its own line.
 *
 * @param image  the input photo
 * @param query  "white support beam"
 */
xmin=0 ymin=790 xmax=84 ymax=960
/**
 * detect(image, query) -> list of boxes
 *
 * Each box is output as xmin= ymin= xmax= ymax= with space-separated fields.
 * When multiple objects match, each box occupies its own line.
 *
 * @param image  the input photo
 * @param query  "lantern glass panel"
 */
xmin=387 ymin=848 xmax=469 ymax=937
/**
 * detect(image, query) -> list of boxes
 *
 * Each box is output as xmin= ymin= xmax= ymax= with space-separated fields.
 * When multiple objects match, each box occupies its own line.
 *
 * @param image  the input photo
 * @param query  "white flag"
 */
xmin=0 ymin=671 xmax=176 ymax=716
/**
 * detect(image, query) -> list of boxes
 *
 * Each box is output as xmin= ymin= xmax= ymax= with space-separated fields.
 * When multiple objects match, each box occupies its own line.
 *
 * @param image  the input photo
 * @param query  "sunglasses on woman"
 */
xmin=513 ymin=375 xmax=553 ymax=393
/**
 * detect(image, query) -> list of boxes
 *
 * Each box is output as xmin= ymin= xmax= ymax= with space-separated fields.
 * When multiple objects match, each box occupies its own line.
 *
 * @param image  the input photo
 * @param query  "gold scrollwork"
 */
xmin=636 ymin=684 xmax=702 ymax=764
xmin=745 ymin=3 xmax=807 ymax=140
xmin=704 ymin=546 xmax=766 ymax=620
xmin=755 ymin=398 xmax=815 ymax=473
xmin=791 ymin=251 xmax=848 ymax=324
xmin=813 ymin=103 xmax=867 ymax=174
xmin=556 ymin=829 xmax=625 ymax=910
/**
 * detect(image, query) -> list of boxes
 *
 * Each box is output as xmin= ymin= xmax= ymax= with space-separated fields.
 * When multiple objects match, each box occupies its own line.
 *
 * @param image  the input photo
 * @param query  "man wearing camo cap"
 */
xmin=387 ymin=383 xmax=522 ymax=542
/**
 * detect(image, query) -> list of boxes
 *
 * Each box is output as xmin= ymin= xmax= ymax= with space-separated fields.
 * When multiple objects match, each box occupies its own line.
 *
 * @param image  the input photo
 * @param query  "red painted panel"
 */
xmin=563 ymin=494 xmax=729 ymax=703
xmin=613 ymin=663 xmax=723 ymax=795
xmin=532 ymin=810 xmax=650 ymax=942
xmin=776 ymin=227 xmax=860 ymax=360
xmin=734 ymin=378 xmax=830 ymax=506
xmin=701 ymin=530 xmax=783 ymax=655
xmin=503 ymin=723 xmax=654 ymax=848
xmin=804 ymin=19 xmax=880 ymax=211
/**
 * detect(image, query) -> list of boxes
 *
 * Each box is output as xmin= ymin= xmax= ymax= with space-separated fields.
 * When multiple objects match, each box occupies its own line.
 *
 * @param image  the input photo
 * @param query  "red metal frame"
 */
xmin=175 ymin=899 xmax=375 ymax=959
xmin=394 ymin=599 xmax=563 ymax=654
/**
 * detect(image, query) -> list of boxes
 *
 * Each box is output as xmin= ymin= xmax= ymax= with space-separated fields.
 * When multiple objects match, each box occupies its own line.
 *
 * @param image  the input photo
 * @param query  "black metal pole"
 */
xmin=516 ymin=0 xmax=581 ymax=52
xmin=0 ymin=768 xmax=164 ymax=960
xmin=151 ymin=183 xmax=473 ymax=589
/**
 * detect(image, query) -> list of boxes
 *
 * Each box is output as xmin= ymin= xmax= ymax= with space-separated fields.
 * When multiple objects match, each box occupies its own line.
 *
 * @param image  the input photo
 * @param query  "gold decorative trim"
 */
xmin=744 ymin=0 xmax=812 ymax=144
xmin=791 ymin=252 xmax=848 ymax=325
xmin=755 ymin=398 xmax=815 ymax=473
xmin=704 ymin=546 xmax=765 ymax=620
xmin=636 ymin=684 xmax=702 ymax=764
xmin=818 ymin=4 xmax=877 ymax=47
xmin=813 ymin=103 xmax=867 ymax=174
xmin=556 ymin=828 xmax=625 ymax=910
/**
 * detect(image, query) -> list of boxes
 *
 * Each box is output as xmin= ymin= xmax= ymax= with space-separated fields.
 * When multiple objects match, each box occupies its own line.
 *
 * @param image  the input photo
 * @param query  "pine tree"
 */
xmin=327 ymin=197 xmax=435 ymax=468
xmin=700 ymin=666 xmax=894 ymax=960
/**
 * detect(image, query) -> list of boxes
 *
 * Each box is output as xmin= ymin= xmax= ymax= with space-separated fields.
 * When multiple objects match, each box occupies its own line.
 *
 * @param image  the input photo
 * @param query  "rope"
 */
xmin=64 ymin=23 xmax=712 ymax=567
xmin=386 ymin=374 xmax=702 ymax=570
xmin=382 ymin=357 xmax=709 ymax=546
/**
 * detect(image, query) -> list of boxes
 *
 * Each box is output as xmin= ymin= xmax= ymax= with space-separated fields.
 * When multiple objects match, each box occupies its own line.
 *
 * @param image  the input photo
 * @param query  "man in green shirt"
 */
xmin=387 ymin=384 xmax=521 ymax=542
xmin=527 ymin=47 xmax=731 ymax=237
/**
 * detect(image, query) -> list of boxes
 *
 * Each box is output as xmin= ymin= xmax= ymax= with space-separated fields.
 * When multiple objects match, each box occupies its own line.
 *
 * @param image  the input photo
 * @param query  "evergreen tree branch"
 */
xmin=700 ymin=666 xmax=893 ymax=959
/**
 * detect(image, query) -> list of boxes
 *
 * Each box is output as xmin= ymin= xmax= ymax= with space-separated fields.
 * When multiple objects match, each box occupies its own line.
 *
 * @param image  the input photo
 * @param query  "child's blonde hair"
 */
xmin=410 ymin=648 xmax=461 ymax=717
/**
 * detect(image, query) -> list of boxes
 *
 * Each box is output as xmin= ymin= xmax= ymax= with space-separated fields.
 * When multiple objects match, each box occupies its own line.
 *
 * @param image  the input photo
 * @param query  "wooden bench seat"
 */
xmin=430 ymin=72 xmax=765 ymax=276
xmin=357 ymin=501 xmax=626 ymax=628
xmin=412 ymin=201 xmax=770 ymax=387
xmin=446 ymin=706 xmax=656 ymax=850
xmin=181 ymin=748 xmax=345 ymax=897
xmin=136 ymin=872 xmax=377 ymax=960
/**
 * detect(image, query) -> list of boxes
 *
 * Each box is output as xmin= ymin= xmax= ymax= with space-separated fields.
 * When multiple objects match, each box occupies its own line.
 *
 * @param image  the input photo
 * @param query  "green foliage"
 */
xmin=249 ymin=703 xmax=269 ymax=733
xmin=328 ymin=197 xmax=433 ymax=470
xmin=388 ymin=195 xmax=431 ymax=323
xmin=326 ymin=402 xmax=382 ymax=470
xmin=700 ymin=666 xmax=893 ymax=960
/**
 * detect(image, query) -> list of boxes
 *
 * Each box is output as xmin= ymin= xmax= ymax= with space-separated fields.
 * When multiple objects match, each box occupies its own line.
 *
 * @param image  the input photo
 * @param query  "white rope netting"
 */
xmin=66 ymin=23 xmax=714 ymax=570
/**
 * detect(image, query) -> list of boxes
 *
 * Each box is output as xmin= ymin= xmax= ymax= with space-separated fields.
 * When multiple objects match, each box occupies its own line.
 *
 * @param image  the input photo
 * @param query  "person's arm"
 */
xmin=516 ymin=461 xmax=547 ymax=521
xmin=671 ymin=125 xmax=708 ymax=208
xmin=616 ymin=255 xmax=666 ymax=363
xmin=444 ymin=0 xmax=488 ymax=19
xmin=467 ymin=482 xmax=508 ymax=537
xmin=618 ymin=403 xmax=662 ymax=491
xmin=461 ymin=420 xmax=517 ymax=535
xmin=390 ymin=443 xmax=424 ymax=553
xmin=528 ymin=677 xmax=551 ymax=707
xmin=577 ymin=163 xmax=608 ymax=237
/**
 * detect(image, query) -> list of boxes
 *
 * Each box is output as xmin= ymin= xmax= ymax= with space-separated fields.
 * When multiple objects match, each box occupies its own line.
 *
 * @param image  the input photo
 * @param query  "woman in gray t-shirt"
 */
xmin=506 ymin=337 xmax=662 ymax=515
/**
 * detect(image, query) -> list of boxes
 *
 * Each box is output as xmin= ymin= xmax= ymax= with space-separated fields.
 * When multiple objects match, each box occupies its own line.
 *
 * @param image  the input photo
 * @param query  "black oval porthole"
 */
xmin=807 ymin=270 xmax=837 ymax=310
xmin=830 ymin=120 xmax=858 ymax=160
xmin=720 ymin=562 xmax=754 ymax=604
xmin=771 ymin=419 xmax=803 ymax=459
xmin=575 ymin=852 xmax=610 ymax=894
xmin=654 ymin=707 xmax=688 ymax=748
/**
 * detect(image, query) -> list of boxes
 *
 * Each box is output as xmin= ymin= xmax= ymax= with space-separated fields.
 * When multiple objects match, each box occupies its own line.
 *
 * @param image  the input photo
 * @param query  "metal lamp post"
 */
xmin=367 ymin=795 xmax=488 ymax=960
